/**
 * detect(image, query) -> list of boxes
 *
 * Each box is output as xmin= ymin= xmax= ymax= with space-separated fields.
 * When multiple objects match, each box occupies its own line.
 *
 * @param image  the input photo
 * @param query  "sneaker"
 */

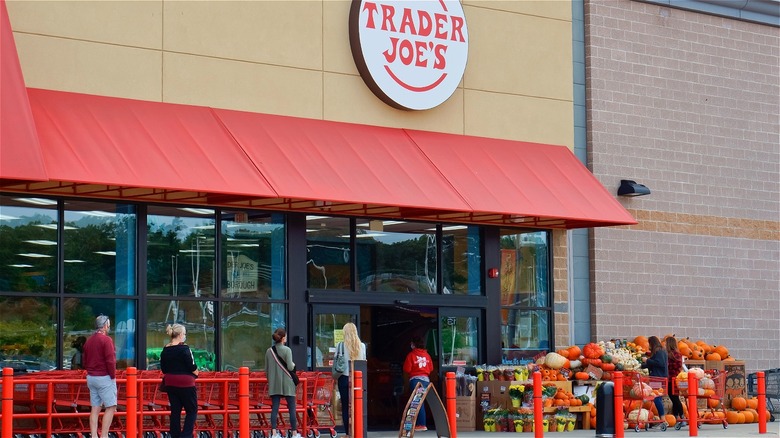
xmin=271 ymin=433 xmax=282 ymax=438
xmin=291 ymin=433 xmax=302 ymax=438
xmin=414 ymin=425 xmax=427 ymax=431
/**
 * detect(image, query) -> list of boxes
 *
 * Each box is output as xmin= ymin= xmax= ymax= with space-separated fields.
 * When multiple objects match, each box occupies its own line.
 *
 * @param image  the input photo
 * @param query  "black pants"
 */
xmin=167 ymin=386 xmax=198 ymax=438
xmin=668 ymin=380 xmax=684 ymax=418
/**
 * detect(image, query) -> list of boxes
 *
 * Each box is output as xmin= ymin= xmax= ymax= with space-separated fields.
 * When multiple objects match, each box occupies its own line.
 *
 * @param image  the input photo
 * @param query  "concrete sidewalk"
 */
xmin=367 ymin=423 xmax=780 ymax=438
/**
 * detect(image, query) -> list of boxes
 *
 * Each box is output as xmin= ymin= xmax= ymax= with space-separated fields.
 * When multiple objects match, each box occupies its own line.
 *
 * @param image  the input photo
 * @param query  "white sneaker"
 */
xmin=271 ymin=433 xmax=282 ymax=438
xmin=290 ymin=433 xmax=302 ymax=438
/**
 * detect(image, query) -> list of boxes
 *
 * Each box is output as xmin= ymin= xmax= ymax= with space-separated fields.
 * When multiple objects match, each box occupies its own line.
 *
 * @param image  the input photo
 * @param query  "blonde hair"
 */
xmin=166 ymin=323 xmax=186 ymax=339
xmin=343 ymin=322 xmax=362 ymax=359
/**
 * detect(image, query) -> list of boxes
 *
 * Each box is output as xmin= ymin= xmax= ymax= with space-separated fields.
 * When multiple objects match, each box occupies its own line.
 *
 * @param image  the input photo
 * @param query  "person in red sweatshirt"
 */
xmin=82 ymin=315 xmax=116 ymax=438
xmin=403 ymin=335 xmax=433 ymax=431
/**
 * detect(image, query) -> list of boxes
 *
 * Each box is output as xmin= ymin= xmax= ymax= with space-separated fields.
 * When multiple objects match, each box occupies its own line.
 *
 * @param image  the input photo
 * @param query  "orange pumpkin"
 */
xmin=678 ymin=343 xmax=690 ymax=356
xmin=731 ymin=396 xmax=747 ymax=411
xmin=746 ymin=397 xmax=758 ymax=410
xmin=691 ymin=348 xmax=704 ymax=360
xmin=633 ymin=336 xmax=650 ymax=351
xmin=567 ymin=345 xmax=582 ymax=360
xmin=575 ymin=371 xmax=590 ymax=380
xmin=557 ymin=348 xmax=570 ymax=358
xmin=705 ymin=352 xmax=721 ymax=361
xmin=713 ymin=345 xmax=729 ymax=358
xmin=741 ymin=410 xmax=755 ymax=423
xmin=725 ymin=411 xmax=739 ymax=424
xmin=707 ymin=398 xmax=720 ymax=409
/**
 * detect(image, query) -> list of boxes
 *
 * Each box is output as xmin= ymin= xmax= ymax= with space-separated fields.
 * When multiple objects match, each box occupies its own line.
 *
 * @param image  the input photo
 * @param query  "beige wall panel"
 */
xmin=7 ymin=0 xmax=162 ymax=49
xmin=323 ymin=73 xmax=464 ymax=133
xmin=15 ymin=34 xmax=162 ymax=101
xmin=164 ymin=1 xmax=322 ymax=70
xmin=163 ymin=52 xmax=323 ymax=119
xmin=323 ymin=0 xmax=356 ymax=75
xmin=464 ymin=90 xmax=573 ymax=147
xmin=463 ymin=0 xmax=571 ymax=22
xmin=463 ymin=5 xmax=572 ymax=101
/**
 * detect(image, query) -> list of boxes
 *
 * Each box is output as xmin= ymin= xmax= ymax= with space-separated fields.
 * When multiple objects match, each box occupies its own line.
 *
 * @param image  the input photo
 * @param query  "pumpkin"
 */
xmin=567 ymin=345 xmax=581 ymax=360
xmin=633 ymin=336 xmax=650 ymax=351
xmin=574 ymin=371 xmax=590 ymax=381
xmin=569 ymin=360 xmax=582 ymax=369
xmin=628 ymin=408 xmax=650 ymax=422
xmin=705 ymin=352 xmax=721 ymax=361
xmin=731 ymin=396 xmax=747 ymax=411
xmin=678 ymin=343 xmax=690 ymax=357
xmin=544 ymin=352 xmax=569 ymax=370
xmin=747 ymin=397 xmax=758 ymax=410
xmin=664 ymin=414 xmax=676 ymax=427
xmin=699 ymin=377 xmax=715 ymax=389
xmin=630 ymin=382 xmax=653 ymax=398
xmin=601 ymin=362 xmax=616 ymax=372
xmin=691 ymin=348 xmax=704 ymax=360
xmin=557 ymin=348 xmax=570 ymax=358
xmin=741 ymin=410 xmax=755 ymax=423
xmin=688 ymin=367 xmax=705 ymax=379
xmin=725 ymin=411 xmax=740 ymax=424
xmin=583 ymin=342 xmax=604 ymax=359
xmin=713 ymin=345 xmax=729 ymax=358
xmin=707 ymin=398 xmax=720 ymax=409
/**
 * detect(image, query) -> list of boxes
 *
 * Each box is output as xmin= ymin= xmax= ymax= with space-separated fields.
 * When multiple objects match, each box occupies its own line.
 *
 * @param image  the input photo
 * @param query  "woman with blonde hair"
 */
xmin=335 ymin=322 xmax=365 ymax=438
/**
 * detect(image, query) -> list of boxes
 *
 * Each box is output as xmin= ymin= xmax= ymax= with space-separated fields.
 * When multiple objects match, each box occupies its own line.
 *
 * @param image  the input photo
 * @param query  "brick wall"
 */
xmin=585 ymin=0 xmax=779 ymax=372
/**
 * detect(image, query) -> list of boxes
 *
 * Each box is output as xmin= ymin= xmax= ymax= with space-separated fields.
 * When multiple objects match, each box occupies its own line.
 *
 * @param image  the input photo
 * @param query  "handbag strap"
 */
xmin=270 ymin=345 xmax=294 ymax=380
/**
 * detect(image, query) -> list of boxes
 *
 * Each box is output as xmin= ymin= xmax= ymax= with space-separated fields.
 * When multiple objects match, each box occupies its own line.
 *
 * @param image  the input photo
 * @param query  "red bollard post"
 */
xmin=613 ymin=371 xmax=624 ymax=438
xmin=687 ymin=373 xmax=698 ymax=437
xmin=354 ymin=371 xmax=364 ymax=438
xmin=127 ymin=367 xmax=137 ymax=438
xmin=533 ymin=371 xmax=543 ymax=438
xmin=2 ymin=368 xmax=13 ymax=438
xmin=445 ymin=371 xmax=457 ymax=438
xmin=240 ymin=367 xmax=250 ymax=438
xmin=757 ymin=371 xmax=766 ymax=434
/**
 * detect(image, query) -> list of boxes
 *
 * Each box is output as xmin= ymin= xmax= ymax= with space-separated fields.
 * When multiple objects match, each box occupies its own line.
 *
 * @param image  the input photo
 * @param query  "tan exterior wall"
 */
xmin=7 ymin=0 xmax=574 ymax=147
xmin=586 ymin=0 xmax=780 ymax=372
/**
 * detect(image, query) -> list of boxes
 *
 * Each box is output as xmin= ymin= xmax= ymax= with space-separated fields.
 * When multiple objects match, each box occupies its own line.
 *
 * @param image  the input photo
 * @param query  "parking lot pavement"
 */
xmin=367 ymin=422 xmax=779 ymax=438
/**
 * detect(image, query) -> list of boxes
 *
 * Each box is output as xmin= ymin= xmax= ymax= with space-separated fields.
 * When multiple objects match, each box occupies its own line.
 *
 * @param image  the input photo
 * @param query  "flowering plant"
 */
xmin=509 ymin=384 xmax=525 ymax=399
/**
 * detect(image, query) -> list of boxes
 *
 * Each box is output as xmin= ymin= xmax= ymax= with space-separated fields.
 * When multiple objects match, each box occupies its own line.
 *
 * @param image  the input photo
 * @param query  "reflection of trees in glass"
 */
xmin=64 ymin=221 xmax=118 ymax=294
xmin=358 ymin=235 xmax=436 ymax=292
xmin=147 ymin=217 xmax=215 ymax=296
xmin=0 ymin=297 xmax=57 ymax=368
xmin=0 ymin=215 xmax=57 ymax=292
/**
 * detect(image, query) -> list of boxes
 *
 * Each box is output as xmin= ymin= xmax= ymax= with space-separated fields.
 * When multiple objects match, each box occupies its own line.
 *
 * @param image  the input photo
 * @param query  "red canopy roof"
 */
xmin=0 ymin=0 xmax=46 ymax=182
xmin=3 ymin=88 xmax=635 ymax=229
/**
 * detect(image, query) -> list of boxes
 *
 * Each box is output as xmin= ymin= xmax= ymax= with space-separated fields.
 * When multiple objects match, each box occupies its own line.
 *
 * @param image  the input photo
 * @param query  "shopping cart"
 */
xmin=622 ymin=371 xmax=668 ymax=432
xmin=748 ymin=368 xmax=779 ymax=421
xmin=299 ymin=372 xmax=337 ymax=438
xmin=673 ymin=369 xmax=728 ymax=430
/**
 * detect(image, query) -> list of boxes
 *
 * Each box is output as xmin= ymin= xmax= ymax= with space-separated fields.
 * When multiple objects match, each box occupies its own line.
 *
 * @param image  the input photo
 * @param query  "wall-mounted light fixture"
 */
xmin=617 ymin=179 xmax=651 ymax=197
xmin=487 ymin=268 xmax=499 ymax=278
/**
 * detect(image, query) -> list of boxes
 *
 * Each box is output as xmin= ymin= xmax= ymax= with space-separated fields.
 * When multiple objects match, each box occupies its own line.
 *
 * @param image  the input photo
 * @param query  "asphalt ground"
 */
xmin=367 ymin=422 xmax=779 ymax=438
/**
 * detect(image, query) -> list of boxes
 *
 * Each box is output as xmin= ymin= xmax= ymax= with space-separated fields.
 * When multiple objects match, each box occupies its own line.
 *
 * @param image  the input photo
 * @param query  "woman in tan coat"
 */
xmin=264 ymin=328 xmax=300 ymax=438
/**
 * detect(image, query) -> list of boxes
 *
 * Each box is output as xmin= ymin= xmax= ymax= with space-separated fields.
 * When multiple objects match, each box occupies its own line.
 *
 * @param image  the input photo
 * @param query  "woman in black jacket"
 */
xmin=160 ymin=324 xmax=199 ymax=438
xmin=641 ymin=335 xmax=668 ymax=423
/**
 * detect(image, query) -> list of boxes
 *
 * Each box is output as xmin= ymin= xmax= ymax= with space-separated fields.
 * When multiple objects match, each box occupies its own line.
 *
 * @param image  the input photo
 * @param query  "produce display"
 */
xmin=470 ymin=335 xmax=760 ymax=432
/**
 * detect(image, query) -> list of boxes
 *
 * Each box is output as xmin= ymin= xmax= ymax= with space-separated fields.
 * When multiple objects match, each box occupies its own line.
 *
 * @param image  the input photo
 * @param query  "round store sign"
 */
xmin=349 ymin=0 xmax=469 ymax=111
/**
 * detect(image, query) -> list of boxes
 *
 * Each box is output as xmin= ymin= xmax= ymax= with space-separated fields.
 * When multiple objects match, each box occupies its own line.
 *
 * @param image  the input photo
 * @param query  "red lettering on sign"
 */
xmin=362 ymin=2 xmax=378 ymax=29
xmin=381 ymin=4 xmax=396 ymax=32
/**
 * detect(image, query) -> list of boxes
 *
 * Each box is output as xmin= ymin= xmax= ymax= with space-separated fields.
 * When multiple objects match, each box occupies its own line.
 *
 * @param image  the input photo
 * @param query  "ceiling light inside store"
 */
xmin=9 ymin=264 xmax=33 ymax=268
xmin=94 ymin=251 xmax=117 ymax=256
xmin=179 ymin=208 xmax=214 ymax=215
xmin=0 ymin=214 xmax=20 ymax=221
xmin=35 ymin=224 xmax=76 ymax=230
xmin=17 ymin=253 xmax=52 ymax=258
xmin=14 ymin=198 xmax=57 ymax=206
xmin=24 ymin=240 xmax=57 ymax=246
xmin=64 ymin=260 xmax=85 ymax=263
xmin=78 ymin=210 xmax=116 ymax=217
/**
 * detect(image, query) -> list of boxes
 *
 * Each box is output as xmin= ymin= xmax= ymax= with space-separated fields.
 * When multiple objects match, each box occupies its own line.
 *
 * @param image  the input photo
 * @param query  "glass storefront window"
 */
xmin=499 ymin=230 xmax=551 ymax=362
xmin=64 ymin=201 xmax=137 ymax=295
xmin=64 ymin=297 xmax=137 ymax=369
xmin=221 ymin=211 xmax=285 ymax=299
xmin=440 ymin=314 xmax=479 ymax=366
xmin=501 ymin=309 xmax=550 ymax=360
xmin=147 ymin=206 xmax=215 ymax=297
xmin=305 ymin=215 xmax=351 ymax=290
xmin=221 ymin=301 xmax=284 ymax=371
xmin=0 ymin=296 xmax=57 ymax=371
xmin=0 ymin=196 xmax=58 ymax=293
xmin=146 ymin=298 xmax=215 ymax=370
xmin=355 ymin=219 xmax=437 ymax=293
xmin=442 ymin=225 xmax=482 ymax=295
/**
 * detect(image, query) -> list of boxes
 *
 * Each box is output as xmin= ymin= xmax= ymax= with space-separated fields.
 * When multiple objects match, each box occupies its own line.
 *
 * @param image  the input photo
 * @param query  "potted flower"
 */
xmin=555 ymin=415 xmax=567 ymax=432
xmin=509 ymin=384 xmax=524 ymax=408
xmin=566 ymin=414 xmax=576 ymax=431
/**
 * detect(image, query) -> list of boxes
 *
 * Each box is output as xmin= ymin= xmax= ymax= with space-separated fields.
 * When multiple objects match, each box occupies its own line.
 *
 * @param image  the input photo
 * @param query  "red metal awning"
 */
xmin=24 ymin=88 xmax=276 ymax=202
xmin=406 ymin=129 xmax=638 ymax=228
xmin=213 ymin=108 xmax=472 ymax=214
xmin=0 ymin=0 xmax=47 ymax=182
xmin=4 ymin=88 xmax=636 ymax=229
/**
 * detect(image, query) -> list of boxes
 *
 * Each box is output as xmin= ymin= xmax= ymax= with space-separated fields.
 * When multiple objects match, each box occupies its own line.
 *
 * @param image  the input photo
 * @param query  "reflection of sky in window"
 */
xmin=0 ymin=206 xmax=57 ymax=225
xmin=148 ymin=215 xmax=215 ymax=240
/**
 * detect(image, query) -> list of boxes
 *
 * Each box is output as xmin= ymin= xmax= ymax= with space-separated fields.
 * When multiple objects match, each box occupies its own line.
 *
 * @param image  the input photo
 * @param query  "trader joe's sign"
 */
xmin=349 ymin=0 xmax=469 ymax=110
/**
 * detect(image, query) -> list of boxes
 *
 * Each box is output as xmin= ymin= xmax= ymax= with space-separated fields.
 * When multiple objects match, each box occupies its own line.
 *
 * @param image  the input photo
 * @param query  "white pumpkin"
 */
xmin=544 ymin=352 xmax=568 ymax=369
xmin=628 ymin=408 xmax=650 ymax=422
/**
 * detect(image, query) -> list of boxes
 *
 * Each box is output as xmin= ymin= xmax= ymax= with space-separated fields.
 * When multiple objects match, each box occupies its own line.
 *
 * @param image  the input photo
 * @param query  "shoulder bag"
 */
xmin=271 ymin=345 xmax=300 ymax=386
xmin=332 ymin=342 xmax=347 ymax=379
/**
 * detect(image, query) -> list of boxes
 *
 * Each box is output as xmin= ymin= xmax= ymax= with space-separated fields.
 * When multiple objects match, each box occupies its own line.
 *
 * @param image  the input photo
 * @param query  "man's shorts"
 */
xmin=86 ymin=375 xmax=117 ymax=407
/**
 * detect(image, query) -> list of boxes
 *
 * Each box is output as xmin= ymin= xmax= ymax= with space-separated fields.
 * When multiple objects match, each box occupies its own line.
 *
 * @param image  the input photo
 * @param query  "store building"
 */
xmin=0 ymin=0 xmax=777 ymax=427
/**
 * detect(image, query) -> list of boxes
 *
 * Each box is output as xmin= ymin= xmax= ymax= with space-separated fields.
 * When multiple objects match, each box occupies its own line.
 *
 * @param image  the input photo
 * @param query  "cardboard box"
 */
xmin=456 ymin=394 xmax=476 ymax=431
xmin=685 ymin=360 xmax=706 ymax=370
xmin=477 ymin=380 xmax=511 ymax=409
xmin=722 ymin=361 xmax=747 ymax=408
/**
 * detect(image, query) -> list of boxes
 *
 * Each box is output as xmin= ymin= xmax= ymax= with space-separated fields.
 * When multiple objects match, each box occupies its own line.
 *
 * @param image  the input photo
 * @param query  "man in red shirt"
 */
xmin=403 ymin=335 xmax=433 ymax=431
xmin=82 ymin=315 xmax=117 ymax=438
